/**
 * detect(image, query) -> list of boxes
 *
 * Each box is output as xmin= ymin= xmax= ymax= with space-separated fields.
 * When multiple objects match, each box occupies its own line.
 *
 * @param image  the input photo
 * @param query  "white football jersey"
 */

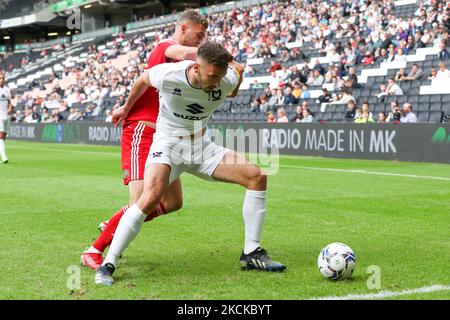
xmin=0 ymin=86 xmax=11 ymax=120
xmin=148 ymin=60 xmax=239 ymax=136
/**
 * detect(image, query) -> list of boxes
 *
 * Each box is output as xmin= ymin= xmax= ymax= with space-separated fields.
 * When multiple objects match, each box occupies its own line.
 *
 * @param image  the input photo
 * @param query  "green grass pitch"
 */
xmin=0 ymin=140 xmax=449 ymax=300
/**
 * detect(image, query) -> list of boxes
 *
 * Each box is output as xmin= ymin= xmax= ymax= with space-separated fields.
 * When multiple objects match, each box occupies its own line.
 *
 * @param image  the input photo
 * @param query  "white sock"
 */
xmin=243 ymin=190 xmax=267 ymax=254
xmin=0 ymin=139 xmax=6 ymax=161
xmin=103 ymin=204 xmax=147 ymax=267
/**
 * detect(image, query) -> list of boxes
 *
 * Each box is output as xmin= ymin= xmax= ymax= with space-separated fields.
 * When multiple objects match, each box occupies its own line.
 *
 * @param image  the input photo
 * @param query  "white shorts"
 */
xmin=0 ymin=119 xmax=9 ymax=133
xmin=146 ymin=132 xmax=231 ymax=184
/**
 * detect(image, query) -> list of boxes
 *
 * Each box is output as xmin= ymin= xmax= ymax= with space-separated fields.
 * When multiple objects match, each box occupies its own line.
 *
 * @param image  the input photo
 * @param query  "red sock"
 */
xmin=92 ymin=203 xmax=167 ymax=252
xmin=92 ymin=205 xmax=129 ymax=252
xmin=145 ymin=202 xmax=167 ymax=222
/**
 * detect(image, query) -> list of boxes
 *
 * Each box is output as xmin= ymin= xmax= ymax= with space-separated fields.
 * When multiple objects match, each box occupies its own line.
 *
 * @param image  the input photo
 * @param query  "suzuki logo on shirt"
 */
xmin=185 ymin=103 xmax=205 ymax=115
xmin=173 ymin=103 xmax=209 ymax=120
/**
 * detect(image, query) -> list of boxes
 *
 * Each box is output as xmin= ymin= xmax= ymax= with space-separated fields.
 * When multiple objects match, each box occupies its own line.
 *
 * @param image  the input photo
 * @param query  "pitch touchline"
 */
xmin=281 ymin=165 xmax=450 ymax=181
xmin=311 ymin=284 xmax=450 ymax=300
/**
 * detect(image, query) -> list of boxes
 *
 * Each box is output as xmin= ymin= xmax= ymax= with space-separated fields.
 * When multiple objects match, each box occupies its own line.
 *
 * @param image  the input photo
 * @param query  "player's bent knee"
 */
xmin=139 ymin=190 xmax=165 ymax=214
xmin=246 ymin=169 xmax=267 ymax=190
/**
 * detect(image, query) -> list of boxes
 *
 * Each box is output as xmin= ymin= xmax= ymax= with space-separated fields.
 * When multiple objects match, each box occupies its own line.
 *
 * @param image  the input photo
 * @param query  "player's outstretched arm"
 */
xmin=165 ymin=45 xmax=198 ymax=61
xmin=228 ymin=61 xmax=246 ymax=98
xmin=112 ymin=70 xmax=153 ymax=127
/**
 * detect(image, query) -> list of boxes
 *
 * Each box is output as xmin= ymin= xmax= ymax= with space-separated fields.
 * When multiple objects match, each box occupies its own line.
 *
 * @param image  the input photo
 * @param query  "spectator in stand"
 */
xmin=385 ymin=45 xmax=396 ymax=62
xmin=291 ymin=105 xmax=303 ymax=122
xmin=49 ymin=109 xmax=63 ymax=123
xmin=355 ymin=109 xmax=374 ymax=123
xmin=316 ymin=88 xmax=332 ymax=104
xmin=266 ymin=111 xmax=276 ymax=123
xmin=354 ymin=108 xmax=363 ymax=122
xmin=428 ymin=68 xmax=437 ymax=80
xmin=309 ymin=69 xmax=325 ymax=86
xmin=300 ymin=84 xmax=310 ymax=99
xmin=269 ymin=72 xmax=280 ymax=90
xmin=243 ymin=66 xmax=255 ymax=78
xmin=277 ymin=107 xmax=289 ymax=123
xmin=105 ymin=109 xmax=112 ymax=122
xmin=386 ymin=101 xmax=401 ymax=123
xmin=312 ymin=59 xmax=325 ymax=76
xmin=260 ymin=96 xmax=272 ymax=114
xmin=361 ymin=101 xmax=374 ymax=122
xmin=251 ymin=80 xmax=263 ymax=89
xmin=395 ymin=68 xmax=408 ymax=82
xmin=267 ymin=89 xmax=279 ymax=110
xmin=347 ymin=67 xmax=360 ymax=89
xmin=40 ymin=107 xmax=50 ymax=123
xmin=436 ymin=62 xmax=450 ymax=80
xmin=267 ymin=61 xmax=282 ymax=73
xmin=292 ymin=82 xmax=302 ymax=100
xmin=401 ymin=63 xmax=424 ymax=81
xmin=301 ymin=109 xmax=314 ymax=123
xmin=386 ymin=78 xmax=404 ymax=95
xmin=400 ymin=103 xmax=417 ymax=123
xmin=413 ymin=31 xmax=426 ymax=50
xmin=289 ymin=65 xmax=304 ymax=84
xmin=394 ymin=48 xmax=407 ymax=62
xmin=283 ymin=87 xmax=298 ymax=106
xmin=329 ymin=88 xmax=356 ymax=109
xmin=345 ymin=100 xmax=357 ymax=120
xmin=362 ymin=50 xmax=374 ymax=65
xmin=67 ymin=108 xmax=79 ymax=121
xmin=250 ymin=98 xmax=261 ymax=113
xmin=378 ymin=112 xmax=388 ymax=123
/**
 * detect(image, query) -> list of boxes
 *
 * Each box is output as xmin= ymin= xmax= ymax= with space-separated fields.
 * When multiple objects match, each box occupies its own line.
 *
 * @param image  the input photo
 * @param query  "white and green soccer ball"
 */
xmin=318 ymin=243 xmax=356 ymax=280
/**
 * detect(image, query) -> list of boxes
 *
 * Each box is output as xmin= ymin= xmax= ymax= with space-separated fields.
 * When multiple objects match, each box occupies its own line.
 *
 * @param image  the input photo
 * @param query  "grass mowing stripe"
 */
xmin=312 ymin=284 xmax=450 ymax=300
xmin=9 ymin=144 xmax=450 ymax=181
xmin=7 ymin=145 xmax=120 ymax=156
xmin=281 ymin=165 xmax=450 ymax=181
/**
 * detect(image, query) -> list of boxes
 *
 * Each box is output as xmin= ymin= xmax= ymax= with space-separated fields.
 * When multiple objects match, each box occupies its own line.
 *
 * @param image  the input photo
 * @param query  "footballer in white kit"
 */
xmin=96 ymin=42 xmax=286 ymax=285
xmin=146 ymin=59 xmax=236 ymax=183
xmin=0 ymin=74 xmax=12 ymax=164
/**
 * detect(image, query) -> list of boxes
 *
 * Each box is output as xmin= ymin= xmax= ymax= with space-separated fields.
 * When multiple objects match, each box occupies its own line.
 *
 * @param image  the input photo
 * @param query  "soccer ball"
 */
xmin=318 ymin=243 xmax=356 ymax=280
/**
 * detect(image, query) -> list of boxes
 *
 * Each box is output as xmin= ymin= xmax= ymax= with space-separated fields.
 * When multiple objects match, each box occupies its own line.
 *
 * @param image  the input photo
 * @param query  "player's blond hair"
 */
xmin=177 ymin=9 xmax=208 ymax=29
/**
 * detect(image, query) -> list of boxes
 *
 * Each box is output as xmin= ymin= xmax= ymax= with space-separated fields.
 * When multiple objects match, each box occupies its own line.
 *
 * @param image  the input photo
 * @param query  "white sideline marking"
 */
xmin=312 ymin=284 xmax=450 ymax=300
xmin=281 ymin=165 xmax=450 ymax=181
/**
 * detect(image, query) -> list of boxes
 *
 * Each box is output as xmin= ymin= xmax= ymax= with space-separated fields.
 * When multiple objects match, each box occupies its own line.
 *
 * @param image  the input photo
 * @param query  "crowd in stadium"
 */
xmin=5 ymin=0 xmax=450 ymax=124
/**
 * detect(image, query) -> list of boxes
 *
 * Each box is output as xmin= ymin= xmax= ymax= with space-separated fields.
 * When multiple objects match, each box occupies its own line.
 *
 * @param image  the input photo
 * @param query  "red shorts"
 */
xmin=121 ymin=121 xmax=155 ymax=185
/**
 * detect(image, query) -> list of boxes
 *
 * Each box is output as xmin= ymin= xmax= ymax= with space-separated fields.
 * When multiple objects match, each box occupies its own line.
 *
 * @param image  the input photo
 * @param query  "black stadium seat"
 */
xmin=417 ymin=103 xmax=429 ymax=112
xmin=430 ymin=95 xmax=441 ymax=103
xmin=428 ymin=111 xmax=443 ymax=123
xmin=419 ymin=95 xmax=430 ymax=103
xmin=417 ymin=112 xmax=429 ymax=122
xmin=429 ymin=102 xmax=442 ymax=112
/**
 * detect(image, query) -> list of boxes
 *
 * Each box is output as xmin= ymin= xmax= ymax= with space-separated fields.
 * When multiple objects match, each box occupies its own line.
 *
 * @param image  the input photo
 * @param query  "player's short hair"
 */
xmin=197 ymin=41 xmax=233 ymax=69
xmin=178 ymin=9 xmax=208 ymax=29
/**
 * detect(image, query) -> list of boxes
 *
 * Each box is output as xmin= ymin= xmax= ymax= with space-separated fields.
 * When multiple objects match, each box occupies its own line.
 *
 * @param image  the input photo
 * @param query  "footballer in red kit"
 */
xmin=121 ymin=38 xmax=179 ymax=186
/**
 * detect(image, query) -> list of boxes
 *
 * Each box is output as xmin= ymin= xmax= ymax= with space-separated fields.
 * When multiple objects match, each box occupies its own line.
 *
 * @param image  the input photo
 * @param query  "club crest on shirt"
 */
xmin=122 ymin=169 xmax=129 ymax=179
xmin=211 ymin=89 xmax=222 ymax=101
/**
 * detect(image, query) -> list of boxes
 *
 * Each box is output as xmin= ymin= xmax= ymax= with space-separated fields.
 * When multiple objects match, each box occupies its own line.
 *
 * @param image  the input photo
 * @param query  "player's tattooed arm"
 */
xmin=228 ymin=61 xmax=245 ymax=98
xmin=112 ymin=70 xmax=153 ymax=127
xmin=165 ymin=45 xmax=198 ymax=61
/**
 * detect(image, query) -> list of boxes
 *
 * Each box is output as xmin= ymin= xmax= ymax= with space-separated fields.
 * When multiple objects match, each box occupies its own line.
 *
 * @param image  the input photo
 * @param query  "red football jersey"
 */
xmin=125 ymin=39 xmax=179 ymax=122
